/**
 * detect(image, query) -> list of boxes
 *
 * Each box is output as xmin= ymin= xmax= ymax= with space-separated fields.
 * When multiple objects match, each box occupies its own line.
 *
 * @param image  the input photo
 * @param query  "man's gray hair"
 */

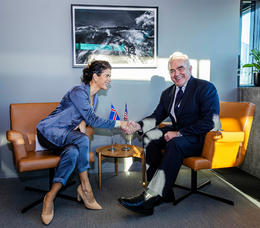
xmin=168 ymin=51 xmax=190 ymax=71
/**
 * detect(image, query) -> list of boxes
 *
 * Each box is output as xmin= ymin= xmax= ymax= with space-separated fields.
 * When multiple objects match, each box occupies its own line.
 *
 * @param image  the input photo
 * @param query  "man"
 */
xmin=119 ymin=52 xmax=221 ymax=215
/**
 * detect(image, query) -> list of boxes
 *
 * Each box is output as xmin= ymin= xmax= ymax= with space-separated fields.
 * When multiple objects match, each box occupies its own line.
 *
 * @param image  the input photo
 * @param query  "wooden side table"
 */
xmin=96 ymin=144 xmax=146 ymax=190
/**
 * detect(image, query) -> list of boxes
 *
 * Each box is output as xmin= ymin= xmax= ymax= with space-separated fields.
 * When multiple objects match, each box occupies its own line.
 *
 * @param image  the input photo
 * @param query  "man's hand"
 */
xmin=128 ymin=121 xmax=141 ymax=132
xmin=121 ymin=120 xmax=141 ymax=134
xmin=164 ymin=131 xmax=179 ymax=142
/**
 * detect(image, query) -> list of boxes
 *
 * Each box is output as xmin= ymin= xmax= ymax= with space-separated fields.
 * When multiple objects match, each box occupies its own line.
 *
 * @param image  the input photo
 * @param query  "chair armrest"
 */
xmin=6 ymin=130 xmax=28 ymax=167
xmin=6 ymin=130 xmax=25 ymax=144
xmin=209 ymin=131 xmax=244 ymax=142
xmin=158 ymin=121 xmax=171 ymax=128
xmin=202 ymin=131 xmax=245 ymax=169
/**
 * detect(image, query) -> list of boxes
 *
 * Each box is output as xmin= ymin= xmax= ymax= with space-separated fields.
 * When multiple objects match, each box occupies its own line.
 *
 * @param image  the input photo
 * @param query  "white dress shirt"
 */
xmin=170 ymin=83 xmax=187 ymax=121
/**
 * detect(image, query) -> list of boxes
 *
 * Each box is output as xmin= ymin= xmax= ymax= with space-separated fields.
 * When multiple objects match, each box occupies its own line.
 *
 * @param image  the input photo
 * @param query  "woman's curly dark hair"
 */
xmin=81 ymin=60 xmax=111 ymax=84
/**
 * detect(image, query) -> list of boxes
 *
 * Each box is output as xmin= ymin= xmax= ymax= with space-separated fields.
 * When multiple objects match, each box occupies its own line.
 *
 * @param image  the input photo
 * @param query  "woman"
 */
xmin=36 ymin=60 xmax=127 ymax=225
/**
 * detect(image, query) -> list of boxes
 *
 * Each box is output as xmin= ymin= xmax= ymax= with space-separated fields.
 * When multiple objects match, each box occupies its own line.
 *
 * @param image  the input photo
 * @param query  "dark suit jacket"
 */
xmin=145 ymin=76 xmax=220 ymax=143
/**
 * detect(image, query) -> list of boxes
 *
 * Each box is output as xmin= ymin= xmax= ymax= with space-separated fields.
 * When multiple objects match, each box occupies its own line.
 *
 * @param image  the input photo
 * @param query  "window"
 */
xmin=239 ymin=0 xmax=257 ymax=86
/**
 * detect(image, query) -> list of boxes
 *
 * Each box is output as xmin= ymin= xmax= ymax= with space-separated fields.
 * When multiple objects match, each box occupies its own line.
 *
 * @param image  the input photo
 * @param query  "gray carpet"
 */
xmin=214 ymin=167 xmax=260 ymax=202
xmin=0 ymin=168 xmax=260 ymax=228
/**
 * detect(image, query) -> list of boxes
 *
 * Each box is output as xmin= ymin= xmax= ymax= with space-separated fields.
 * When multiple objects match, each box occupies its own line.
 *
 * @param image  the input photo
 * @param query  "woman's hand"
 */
xmin=120 ymin=121 xmax=129 ymax=132
xmin=74 ymin=120 xmax=87 ymax=134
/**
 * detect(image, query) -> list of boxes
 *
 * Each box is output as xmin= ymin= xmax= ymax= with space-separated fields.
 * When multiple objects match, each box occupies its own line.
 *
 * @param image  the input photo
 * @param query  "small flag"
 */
xmin=109 ymin=104 xmax=120 ymax=120
xmin=124 ymin=103 xmax=128 ymax=121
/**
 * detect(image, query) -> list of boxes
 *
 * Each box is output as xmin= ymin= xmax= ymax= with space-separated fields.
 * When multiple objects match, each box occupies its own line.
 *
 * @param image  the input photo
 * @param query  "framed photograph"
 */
xmin=71 ymin=5 xmax=158 ymax=68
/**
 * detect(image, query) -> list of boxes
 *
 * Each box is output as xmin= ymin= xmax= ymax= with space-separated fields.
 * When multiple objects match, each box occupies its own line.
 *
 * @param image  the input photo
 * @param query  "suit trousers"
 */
xmin=37 ymin=130 xmax=90 ymax=186
xmin=146 ymin=135 xmax=203 ymax=198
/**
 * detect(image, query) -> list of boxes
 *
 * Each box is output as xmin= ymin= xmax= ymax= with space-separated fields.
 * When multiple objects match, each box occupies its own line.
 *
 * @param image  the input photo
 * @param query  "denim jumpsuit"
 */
xmin=37 ymin=83 xmax=116 ymax=185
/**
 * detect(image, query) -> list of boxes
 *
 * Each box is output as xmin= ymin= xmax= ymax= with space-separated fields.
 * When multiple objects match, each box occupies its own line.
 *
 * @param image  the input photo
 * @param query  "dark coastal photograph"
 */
xmin=71 ymin=5 xmax=158 ymax=67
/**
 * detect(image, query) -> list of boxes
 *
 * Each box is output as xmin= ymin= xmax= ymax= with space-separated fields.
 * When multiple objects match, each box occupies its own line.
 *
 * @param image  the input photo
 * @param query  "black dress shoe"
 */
xmin=118 ymin=191 xmax=162 ymax=215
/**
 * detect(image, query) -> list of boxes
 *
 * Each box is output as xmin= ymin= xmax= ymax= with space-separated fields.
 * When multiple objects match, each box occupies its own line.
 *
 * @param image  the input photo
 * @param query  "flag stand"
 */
xmin=108 ymin=131 xmax=116 ymax=152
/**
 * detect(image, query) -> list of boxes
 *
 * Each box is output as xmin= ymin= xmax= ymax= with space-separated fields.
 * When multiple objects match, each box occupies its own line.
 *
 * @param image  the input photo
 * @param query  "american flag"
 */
xmin=109 ymin=104 xmax=120 ymax=120
xmin=124 ymin=103 xmax=128 ymax=121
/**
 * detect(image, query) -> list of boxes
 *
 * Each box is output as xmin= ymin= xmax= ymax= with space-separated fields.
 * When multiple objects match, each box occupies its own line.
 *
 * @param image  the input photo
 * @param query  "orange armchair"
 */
xmin=160 ymin=101 xmax=255 ymax=205
xmin=6 ymin=102 xmax=94 ymax=212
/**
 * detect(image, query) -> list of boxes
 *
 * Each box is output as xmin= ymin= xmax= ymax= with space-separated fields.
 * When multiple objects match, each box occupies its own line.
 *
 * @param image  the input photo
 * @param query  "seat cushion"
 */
xmin=183 ymin=157 xmax=211 ymax=171
xmin=18 ymin=151 xmax=95 ymax=172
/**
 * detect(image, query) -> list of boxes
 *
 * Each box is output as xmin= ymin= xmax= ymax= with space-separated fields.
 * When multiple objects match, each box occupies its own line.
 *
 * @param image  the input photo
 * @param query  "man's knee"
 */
xmin=166 ymin=137 xmax=184 ymax=150
xmin=164 ymin=138 xmax=185 ymax=161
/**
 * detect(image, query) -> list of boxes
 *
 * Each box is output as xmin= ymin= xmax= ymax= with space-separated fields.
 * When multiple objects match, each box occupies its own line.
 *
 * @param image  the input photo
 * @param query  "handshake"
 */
xmin=120 ymin=118 xmax=162 ymax=148
xmin=120 ymin=120 xmax=141 ymax=135
xmin=120 ymin=118 xmax=157 ymax=135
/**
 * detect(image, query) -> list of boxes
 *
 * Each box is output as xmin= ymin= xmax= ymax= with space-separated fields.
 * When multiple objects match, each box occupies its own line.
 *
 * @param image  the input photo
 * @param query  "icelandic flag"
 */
xmin=124 ymin=103 xmax=128 ymax=121
xmin=109 ymin=104 xmax=120 ymax=120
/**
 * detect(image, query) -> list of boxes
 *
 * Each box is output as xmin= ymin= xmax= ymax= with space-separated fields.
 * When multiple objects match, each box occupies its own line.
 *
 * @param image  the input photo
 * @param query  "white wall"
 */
xmin=0 ymin=0 xmax=240 ymax=177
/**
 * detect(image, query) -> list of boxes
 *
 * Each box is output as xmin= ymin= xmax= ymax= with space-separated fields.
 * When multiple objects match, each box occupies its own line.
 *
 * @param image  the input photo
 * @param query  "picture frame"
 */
xmin=71 ymin=5 xmax=158 ymax=68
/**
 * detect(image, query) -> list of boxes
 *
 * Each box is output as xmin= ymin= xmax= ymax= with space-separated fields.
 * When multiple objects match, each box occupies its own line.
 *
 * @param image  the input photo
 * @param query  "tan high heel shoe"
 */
xmin=77 ymin=185 xmax=102 ymax=210
xmin=41 ymin=195 xmax=54 ymax=225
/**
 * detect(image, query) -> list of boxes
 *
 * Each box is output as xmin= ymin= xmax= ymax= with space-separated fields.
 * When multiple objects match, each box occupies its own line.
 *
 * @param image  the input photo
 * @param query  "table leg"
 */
xmin=141 ymin=152 xmax=146 ymax=187
xmin=115 ymin=158 xmax=118 ymax=176
xmin=98 ymin=152 xmax=102 ymax=190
